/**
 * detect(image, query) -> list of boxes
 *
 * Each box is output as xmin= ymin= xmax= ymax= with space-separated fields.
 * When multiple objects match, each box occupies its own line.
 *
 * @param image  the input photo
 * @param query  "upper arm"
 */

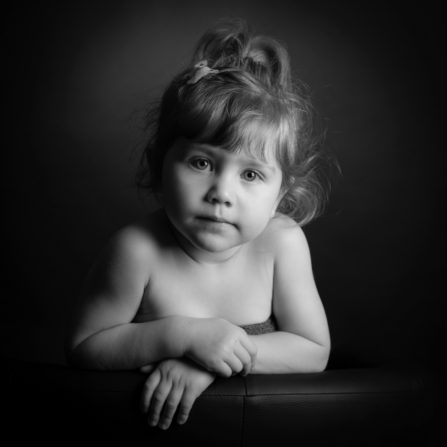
xmin=272 ymin=220 xmax=330 ymax=349
xmin=66 ymin=226 xmax=153 ymax=350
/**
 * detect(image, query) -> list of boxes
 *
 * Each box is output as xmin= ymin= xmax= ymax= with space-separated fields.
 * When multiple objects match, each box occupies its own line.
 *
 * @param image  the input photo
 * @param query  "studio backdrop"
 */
xmin=3 ymin=0 xmax=444 ymax=371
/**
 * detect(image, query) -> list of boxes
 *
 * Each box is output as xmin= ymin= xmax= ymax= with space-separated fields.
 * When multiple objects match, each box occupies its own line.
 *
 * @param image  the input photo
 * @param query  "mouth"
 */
xmin=197 ymin=215 xmax=233 ymax=225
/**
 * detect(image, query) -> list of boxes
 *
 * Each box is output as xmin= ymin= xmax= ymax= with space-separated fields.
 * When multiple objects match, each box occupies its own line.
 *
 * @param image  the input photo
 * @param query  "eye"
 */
xmin=242 ymin=170 xmax=261 ymax=182
xmin=189 ymin=157 xmax=211 ymax=171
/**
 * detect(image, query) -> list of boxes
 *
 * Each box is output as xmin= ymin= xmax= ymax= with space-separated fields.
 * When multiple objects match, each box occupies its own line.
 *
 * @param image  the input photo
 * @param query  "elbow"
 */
xmin=65 ymin=343 xmax=103 ymax=370
xmin=288 ymin=340 xmax=330 ymax=374
xmin=309 ymin=342 xmax=331 ymax=373
xmin=307 ymin=355 xmax=329 ymax=374
xmin=64 ymin=325 xmax=84 ymax=367
xmin=64 ymin=339 xmax=83 ymax=368
xmin=316 ymin=335 xmax=331 ymax=370
xmin=317 ymin=343 xmax=331 ymax=372
xmin=314 ymin=352 xmax=329 ymax=373
xmin=64 ymin=335 xmax=97 ymax=370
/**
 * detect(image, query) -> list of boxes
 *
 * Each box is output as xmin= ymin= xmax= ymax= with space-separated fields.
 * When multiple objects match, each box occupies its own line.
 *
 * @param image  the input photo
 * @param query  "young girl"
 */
xmin=65 ymin=19 xmax=330 ymax=431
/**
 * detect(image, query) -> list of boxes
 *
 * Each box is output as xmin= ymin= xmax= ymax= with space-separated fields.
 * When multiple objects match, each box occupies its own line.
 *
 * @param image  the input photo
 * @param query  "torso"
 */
xmin=132 ymin=210 xmax=279 ymax=326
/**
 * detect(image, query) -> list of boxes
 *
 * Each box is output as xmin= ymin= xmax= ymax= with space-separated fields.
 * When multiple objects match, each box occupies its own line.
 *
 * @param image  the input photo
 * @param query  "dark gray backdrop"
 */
xmin=3 ymin=0 xmax=444 ymax=372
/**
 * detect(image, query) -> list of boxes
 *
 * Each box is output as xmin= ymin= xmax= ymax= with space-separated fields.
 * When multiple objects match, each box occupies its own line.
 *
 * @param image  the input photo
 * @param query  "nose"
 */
xmin=205 ymin=174 xmax=234 ymax=207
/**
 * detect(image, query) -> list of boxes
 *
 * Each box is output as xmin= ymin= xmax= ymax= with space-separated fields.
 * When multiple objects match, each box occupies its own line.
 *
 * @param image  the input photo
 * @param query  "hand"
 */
xmin=140 ymin=358 xmax=215 ymax=430
xmin=184 ymin=317 xmax=257 ymax=377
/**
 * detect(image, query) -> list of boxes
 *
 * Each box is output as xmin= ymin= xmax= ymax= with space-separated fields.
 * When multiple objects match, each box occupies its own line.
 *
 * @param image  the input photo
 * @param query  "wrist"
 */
xmin=166 ymin=315 xmax=194 ymax=357
xmin=247 ymin=334 xmax=259 ymax=373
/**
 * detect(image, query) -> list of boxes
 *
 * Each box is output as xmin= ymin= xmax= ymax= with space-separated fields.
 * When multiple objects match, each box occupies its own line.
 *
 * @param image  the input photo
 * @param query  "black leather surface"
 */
xmin=243 ymin=368 xmax=429 ymax=446
xmin=5 ymin=359 xmax=435 ymax=446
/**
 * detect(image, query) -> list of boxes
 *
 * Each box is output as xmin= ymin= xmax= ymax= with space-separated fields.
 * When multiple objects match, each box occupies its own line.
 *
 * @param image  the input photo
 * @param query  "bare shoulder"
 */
xmin=102 ymin=209 xmax=168 ymax=268
xmin=261 ymin=213 xmax=309 ymax=254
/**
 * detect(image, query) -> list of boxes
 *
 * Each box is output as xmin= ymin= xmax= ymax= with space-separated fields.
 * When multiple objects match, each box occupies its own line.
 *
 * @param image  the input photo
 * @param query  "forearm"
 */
xmin=248 ymin=332 xmax=330 ymax=374
xmin=66 ymin=316 xmax=188 ymax=370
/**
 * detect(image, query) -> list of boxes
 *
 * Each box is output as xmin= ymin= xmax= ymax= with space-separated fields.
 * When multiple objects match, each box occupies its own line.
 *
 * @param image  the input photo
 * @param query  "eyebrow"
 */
xmin=192 ymin=143 xmax=278 ymax=173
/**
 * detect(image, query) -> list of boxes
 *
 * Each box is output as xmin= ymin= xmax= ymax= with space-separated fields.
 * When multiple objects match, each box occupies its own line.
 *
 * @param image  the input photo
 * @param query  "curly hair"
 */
xmin=137 ymin=18 xmax=328 ymax=225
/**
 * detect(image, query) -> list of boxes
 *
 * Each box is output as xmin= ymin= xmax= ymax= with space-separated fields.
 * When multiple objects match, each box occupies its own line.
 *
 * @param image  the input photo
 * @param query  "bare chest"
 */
xmin=135 ymin=252 xmax=274 ymax=325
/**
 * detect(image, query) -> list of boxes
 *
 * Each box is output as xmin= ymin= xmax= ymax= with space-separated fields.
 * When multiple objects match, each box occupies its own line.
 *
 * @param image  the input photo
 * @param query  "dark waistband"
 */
xmin=240 ymin=316 xmax=277 ymax=335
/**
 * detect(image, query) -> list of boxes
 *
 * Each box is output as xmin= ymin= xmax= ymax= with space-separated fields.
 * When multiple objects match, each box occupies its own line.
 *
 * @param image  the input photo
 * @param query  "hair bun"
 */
xmin=192 ymin=18 xmax=292 ymax=91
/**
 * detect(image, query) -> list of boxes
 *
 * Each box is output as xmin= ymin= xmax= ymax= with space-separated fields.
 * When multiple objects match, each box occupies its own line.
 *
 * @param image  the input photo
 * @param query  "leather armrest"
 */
xmin=5 ymin=359 xmax=433 ymax=446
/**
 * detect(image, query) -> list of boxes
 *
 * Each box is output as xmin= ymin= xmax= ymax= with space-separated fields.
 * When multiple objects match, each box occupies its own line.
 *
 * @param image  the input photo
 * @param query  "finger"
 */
xmin=158 ymin=386 xmax=184 ymax=430
xmin=238 ymin=339 xmax=257 ymax=374
xmin=205 ymin=359 xmax=233 ymax=377
xmin=224 ymin=355 xmax=244 ymax=375
xmin=148 ymin=381 xmax=172 ymax=427
xmin=140 ymin=369 xmax=161 ymax=413
xmin=233 ymin=342 xmax=252 ymax=375
xmin=239 ymin=336 xmax=258 ymax=360
xmin=176 ymin=390 xmax=198 ymax=425
xmin=140 ymin=364 xmax=156 ymax=374
xmin=218 ymin=360 xmax=235 ymax=378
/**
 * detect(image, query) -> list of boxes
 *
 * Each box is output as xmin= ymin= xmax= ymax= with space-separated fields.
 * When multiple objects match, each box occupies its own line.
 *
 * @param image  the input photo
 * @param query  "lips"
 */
xmin=197 ymin=215 xmax=233 ymax=225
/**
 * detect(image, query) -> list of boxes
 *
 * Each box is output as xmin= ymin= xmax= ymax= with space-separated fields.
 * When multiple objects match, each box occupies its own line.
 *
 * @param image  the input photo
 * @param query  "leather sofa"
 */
xmin=5 ymin=358 xmax=436 ymax=446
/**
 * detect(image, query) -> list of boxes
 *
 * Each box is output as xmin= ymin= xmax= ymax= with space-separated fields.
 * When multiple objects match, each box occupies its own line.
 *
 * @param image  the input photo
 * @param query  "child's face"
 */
xmin=161 ymin=139 xmax=283 ymax=259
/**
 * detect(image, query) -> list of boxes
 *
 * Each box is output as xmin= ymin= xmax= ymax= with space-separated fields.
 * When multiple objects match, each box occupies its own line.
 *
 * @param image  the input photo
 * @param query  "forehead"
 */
xmin=206 ymin=116 xmax=285 ymax=160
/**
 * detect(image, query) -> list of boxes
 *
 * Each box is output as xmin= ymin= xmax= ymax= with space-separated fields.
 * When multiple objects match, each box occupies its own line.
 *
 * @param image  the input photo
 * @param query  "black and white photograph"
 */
xmin=4 ymin=1 xmax=444 ymax=445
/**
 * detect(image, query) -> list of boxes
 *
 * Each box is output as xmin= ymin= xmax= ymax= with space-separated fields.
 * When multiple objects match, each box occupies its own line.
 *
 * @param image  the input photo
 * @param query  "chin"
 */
xmin=191 ymin=233 xmax=238 ymax=253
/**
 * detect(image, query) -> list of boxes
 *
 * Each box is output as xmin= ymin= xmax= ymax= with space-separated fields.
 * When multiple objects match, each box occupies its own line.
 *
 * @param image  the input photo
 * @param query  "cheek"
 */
xmin=242 ymin=189 xmax=280 ymax=224
xmin=261 ymin=184 xmax=282 ymax=211
xmin=162 ymin=168 xmax=201 ymax=212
